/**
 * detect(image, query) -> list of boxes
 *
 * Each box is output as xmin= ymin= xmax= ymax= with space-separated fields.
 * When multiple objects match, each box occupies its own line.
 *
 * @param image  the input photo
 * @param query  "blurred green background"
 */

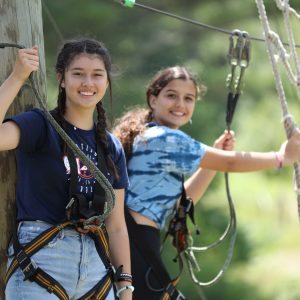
xmin=41 ymin=1 xmax=300 ymax=299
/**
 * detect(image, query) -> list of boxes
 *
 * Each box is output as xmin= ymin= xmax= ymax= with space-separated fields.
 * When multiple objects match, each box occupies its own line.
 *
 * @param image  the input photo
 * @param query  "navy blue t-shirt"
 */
xmin=8 ymin=108 xmax=129 ymax=224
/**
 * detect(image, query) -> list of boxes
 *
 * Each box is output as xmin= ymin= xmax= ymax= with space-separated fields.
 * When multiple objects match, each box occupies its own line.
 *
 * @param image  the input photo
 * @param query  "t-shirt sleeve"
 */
xmin=5 ymin=109 xmax=47 ymax=153
xmin=108 ymin=133 xmax=129 ymax=189
xmin=143 ymin=127 xmax=206 ymax=175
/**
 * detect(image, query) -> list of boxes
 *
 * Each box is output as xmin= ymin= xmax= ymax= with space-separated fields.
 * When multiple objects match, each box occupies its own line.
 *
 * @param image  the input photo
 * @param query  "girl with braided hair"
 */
xmin=113 ymin=65 xmax=300 ymax=300
xmin=0 ymin=39 xmax=132 ymax=300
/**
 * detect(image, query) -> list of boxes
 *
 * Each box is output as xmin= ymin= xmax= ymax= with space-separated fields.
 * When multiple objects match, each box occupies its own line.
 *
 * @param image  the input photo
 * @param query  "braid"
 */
xmin=54 ymin=38 xmax=120 ymax=180
xmin=113 ymin=107 xmax=152 ymax=162
xmin=51 ymin=85 xmax=68 ymax=154
xmin=96 ymin=102 xmax=119 ymax=180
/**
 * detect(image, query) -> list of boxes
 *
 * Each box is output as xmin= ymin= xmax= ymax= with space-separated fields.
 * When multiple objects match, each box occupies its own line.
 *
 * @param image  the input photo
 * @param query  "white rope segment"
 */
xmin=256 ymin=0 xmax=300 ymax=220
xmin=275 ymin=0 xmax=300 ymax=98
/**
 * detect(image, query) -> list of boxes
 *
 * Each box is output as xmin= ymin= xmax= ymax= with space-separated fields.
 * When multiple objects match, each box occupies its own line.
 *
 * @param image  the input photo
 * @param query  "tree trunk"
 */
xmin=0 ymin=0 xmax=46 ymax=297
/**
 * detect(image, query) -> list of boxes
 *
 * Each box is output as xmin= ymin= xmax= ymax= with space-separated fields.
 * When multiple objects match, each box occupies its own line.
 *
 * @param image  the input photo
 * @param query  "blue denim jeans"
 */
xmin=5 ymin=221 xmax=115 ymax=300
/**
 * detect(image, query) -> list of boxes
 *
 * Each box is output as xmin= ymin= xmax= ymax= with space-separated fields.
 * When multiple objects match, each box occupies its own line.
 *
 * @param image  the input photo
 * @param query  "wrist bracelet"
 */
xmin=118 ymin=277 xmax=133 ymax=283
xmin=274 ymin=152 xmax=283 ymax=169
xmin=118 ymin=272 xmax=133 ymax=282
xmin=116 ymin=285 xmax=134 ymax=297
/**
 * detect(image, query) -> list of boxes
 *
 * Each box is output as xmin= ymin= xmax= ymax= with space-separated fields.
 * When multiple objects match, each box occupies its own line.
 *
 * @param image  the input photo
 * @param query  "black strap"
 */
xmin=66 ymin=138 xmax=109 ymax=218
xmin=6 ymin=221 xmax=114 ymax=300
xmin=6 ymin=222 xmax=74 ymax=300
xmin=93 ymin=141 xmax=109 ymax=213
xmin=125 ymin=209 xmax=183 ymax=300
xmin=67 ymin=146 xmax=78 ymax=198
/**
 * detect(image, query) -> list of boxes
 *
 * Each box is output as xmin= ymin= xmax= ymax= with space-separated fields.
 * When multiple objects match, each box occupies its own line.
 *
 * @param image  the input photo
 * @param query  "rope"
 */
xmin=41 ymin=0 xmax=65 ymax=44
xmin=182 ymin=30 xmax=251 ymax=287
xmin=0 ymin=43 xmax=116 ymax=222
xmin=256 ymin=0 xmax=300 ymax=220
xmin=275 ymin=0 xmax=300 ymax=99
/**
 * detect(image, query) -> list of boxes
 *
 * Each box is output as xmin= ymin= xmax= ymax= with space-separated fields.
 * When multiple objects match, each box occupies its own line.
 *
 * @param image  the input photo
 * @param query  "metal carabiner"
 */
xmin=227 ymin=30 xmax=251 ymax=94
xmin=227 ymin=29 xmax=243 ymax=93
xmin=239 ymin=31 xmax=251 ymax=69
xmin=235 ymin=31 xmax=251 ymax=93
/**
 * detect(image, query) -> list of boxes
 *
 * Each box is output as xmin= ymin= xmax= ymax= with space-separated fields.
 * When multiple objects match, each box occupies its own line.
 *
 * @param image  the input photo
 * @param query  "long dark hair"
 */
xmin=52 ymin=38 xmax=118 ymax=179
xmin=113 ymin=66 xmax=206 ymax=161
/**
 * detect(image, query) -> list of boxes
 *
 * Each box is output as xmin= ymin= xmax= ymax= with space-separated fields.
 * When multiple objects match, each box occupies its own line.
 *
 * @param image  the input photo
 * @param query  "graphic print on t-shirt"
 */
xmin=63 ymin=142 xmax=97 ymax=196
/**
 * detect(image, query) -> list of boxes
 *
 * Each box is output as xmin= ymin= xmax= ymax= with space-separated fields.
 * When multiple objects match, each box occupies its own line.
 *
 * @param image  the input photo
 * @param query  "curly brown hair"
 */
xmin=113 ymin=66 xmax=206 ymax=162
xmin=113 ymin=107 xmax=152 ymax=161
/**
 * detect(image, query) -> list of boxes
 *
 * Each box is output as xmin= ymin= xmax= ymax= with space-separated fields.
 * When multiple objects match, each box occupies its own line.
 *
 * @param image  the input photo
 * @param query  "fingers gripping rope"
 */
xmin=0 ymin=43 xmax=116 ymax=222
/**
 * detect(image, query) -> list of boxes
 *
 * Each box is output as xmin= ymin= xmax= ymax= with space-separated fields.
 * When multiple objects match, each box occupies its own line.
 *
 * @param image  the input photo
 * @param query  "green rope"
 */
xmin=28 ymin=77 xmax=115 ymax=222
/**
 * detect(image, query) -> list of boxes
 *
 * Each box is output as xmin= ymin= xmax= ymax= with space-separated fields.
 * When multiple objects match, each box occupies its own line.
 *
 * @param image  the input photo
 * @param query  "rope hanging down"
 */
xmin=181 ymin=30 xmax=251 ymax=287
xmin=256 ymin=0 xmax=300 ymax=220
xmin=0 ymin=43 xmax=116 ymax=224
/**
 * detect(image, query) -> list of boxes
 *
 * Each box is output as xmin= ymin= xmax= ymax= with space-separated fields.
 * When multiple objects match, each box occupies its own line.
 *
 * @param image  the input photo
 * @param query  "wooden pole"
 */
xmin=0 ymin=0 xmax=47 ymax=297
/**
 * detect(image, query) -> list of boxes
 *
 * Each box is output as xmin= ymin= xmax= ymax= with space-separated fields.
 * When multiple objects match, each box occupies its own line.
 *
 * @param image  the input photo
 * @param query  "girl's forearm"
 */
xmin=184 ymin=168 xmax=217 ymax=204
xmin=108 ymin=228 xmax=131 ymax=278
xmin=0 ymin=73 xmax=25 ymax=122
xmin=108 ymin=228 xmax=132 ymax=299
xmin=201 ymin=147 xmax=285 ymax=173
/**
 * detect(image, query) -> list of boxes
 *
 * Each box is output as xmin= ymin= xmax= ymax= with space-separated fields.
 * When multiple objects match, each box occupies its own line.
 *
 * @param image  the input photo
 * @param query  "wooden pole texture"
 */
xmin=0 ymin=0 xmax=47 ymax=297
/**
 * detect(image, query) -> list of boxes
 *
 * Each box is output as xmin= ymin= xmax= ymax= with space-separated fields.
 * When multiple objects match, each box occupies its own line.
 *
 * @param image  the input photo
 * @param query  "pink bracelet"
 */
xmin=274 ymin=152 xmax=283 ymax=169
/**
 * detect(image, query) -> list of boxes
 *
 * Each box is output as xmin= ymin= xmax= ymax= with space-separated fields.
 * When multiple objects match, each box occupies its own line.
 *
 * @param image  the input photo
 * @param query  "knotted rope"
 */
xmin=256 ymin=0 xmax=300 ymax=220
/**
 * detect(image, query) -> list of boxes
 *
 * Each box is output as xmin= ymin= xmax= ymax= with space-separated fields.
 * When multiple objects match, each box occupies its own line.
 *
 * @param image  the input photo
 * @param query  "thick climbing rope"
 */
xmin=0 ymin=43 xmax=116 ymax=224
xmin=275 ymin=0 xmax=300 ymax=99
xmin=256 ymin=0 xmax=300 ymax=220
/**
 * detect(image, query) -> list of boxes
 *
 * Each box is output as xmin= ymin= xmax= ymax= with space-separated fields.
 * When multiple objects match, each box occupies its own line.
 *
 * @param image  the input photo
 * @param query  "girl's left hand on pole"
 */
xmin=213 ymin=130 xmax=235 ymax=151
xmin=12 ymin=45 xmax=39 ymax=82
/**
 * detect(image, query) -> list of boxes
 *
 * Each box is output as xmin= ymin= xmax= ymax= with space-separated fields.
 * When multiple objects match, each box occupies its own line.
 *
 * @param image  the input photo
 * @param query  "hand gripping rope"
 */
xmin=0 ymin=43 xmax=116 ymax=224
xmin=256 ymin=0 xmax=300 ymax=221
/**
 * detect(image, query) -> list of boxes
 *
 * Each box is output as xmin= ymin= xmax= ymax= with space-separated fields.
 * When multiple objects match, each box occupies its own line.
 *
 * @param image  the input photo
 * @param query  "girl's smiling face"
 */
xmin=148 ymin=79 xmax=197 ymax=129
xmin=60 ymin=54 xmax=109 ymax=112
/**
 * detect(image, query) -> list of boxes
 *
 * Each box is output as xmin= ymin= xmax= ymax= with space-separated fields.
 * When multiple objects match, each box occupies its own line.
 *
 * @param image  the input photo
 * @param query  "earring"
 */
xmin=189 ymin=119 xmax=193 ymax=125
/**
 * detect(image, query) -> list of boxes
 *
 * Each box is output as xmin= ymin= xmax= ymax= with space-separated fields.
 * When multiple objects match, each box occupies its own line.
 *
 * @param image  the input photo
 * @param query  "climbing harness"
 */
xmin=4 ymin=128 xmax=118 ymax=299
xmin=0 ymin=43 xmax=119 ymax=298
xmin=5 ymin=221 xmax=115 ymax=300
xmin=4 ymin=127 xmax=118 ymax=299
xmin=256 ymin=0 xmax=300 ymax=220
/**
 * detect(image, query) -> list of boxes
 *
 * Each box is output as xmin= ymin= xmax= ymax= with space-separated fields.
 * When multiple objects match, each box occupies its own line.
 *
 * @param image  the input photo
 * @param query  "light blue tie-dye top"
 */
xmin=125 ymin=124 xmax=206 ymax=228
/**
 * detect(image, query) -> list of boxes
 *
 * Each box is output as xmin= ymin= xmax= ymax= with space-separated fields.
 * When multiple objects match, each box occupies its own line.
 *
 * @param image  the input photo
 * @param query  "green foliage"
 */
xmin=42 ymin=1 xmax=300 ymax=299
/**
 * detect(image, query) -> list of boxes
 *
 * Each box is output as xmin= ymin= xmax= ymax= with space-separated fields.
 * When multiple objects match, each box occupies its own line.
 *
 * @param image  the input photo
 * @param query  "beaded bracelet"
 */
xmin=116 ymin=285 xmax=134 ymax=297
xmin=118 ymin=272 xmax=133 ymax=282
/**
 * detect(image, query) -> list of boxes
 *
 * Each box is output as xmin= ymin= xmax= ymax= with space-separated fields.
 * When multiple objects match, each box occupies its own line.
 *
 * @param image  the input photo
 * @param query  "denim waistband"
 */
xmin=18 ymin=221 xmax=80 ymax=237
